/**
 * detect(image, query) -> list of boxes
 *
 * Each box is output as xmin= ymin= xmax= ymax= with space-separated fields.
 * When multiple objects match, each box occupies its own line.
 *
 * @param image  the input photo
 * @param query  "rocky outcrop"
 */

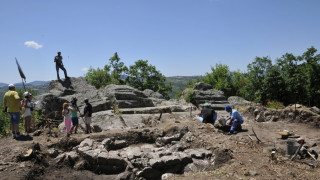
xmin=181 ymin=82 xmax=229 ymax=110
xmin=228 ymin=96 xmax=253 ymax=106
xmin=52 ymin=126 xmax=217 ymax=180
xmin=244 ymin=105 xmax=320 ymax=126
xmin=103 ymin=84 xmax=155 ymax=108
xmin=35 ymin=77 xmax=111 ymax=118
xmin=35 ymin=78 xmax=193 ymax=120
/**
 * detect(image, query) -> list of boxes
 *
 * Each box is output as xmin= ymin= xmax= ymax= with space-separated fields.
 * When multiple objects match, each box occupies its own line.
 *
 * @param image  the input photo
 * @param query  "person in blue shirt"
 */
xmin=225 ymin=105 xmax=244 ymax=134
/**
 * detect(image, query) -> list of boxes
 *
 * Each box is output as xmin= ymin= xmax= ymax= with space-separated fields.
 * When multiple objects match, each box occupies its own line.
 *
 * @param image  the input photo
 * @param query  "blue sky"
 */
xmin=1 ymin=0 xmax=320 ymax=84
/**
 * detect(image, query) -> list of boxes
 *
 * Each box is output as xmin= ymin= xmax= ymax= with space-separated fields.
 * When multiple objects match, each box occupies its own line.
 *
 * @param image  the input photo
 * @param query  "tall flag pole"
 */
xmin=15 ymin=58 xmax=26 ymax=91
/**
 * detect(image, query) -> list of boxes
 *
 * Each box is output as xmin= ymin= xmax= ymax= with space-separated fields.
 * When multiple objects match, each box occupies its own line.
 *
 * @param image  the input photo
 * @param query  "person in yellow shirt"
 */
xmin=3 ymin=84 xmax=21 ymax=138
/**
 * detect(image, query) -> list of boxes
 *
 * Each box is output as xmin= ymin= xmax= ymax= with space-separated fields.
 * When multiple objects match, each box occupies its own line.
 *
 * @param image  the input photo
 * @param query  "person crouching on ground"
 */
xmin=225 ymin=105 xmax=244 ymax=134
xmin=83 ymin=98 xmax=92 ymax=133
xmin=23 ymin=92 xmax=34 ymax=135
xmin=62 ymin=103 xmax=72 ymax=136
xmin=198 ymin=103 xmax=217 ymax=124
xmin=69 ymin=102 xmax=79 ymax=134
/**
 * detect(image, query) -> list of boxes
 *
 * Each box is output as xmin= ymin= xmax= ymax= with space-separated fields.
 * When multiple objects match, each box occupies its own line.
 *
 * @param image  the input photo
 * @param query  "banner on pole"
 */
xmin=15 ymin=58 xmax=26 ymax=82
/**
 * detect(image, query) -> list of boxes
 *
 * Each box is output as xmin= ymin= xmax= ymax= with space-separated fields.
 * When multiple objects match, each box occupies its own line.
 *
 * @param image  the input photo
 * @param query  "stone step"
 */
xmin=119 ymin=106 xmax=194 ymax=114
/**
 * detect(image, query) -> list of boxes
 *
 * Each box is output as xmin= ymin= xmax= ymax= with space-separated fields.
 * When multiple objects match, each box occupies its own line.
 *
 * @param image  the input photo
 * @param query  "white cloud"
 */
xmin=81 ymin=67 xmax=89 ymax=72
xmin=24 ymin=41 xmax=43 ymax=49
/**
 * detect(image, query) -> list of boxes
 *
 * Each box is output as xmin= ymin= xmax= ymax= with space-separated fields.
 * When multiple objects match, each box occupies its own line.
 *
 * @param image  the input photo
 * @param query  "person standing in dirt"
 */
xmin=225 ymin=105 xmax=244 ymax=134
xmin=54 ymin=51 xmax=68 ymax=80
xmin=22 ymin=92 xmax=34 ymax=135
xmin=198 ymin=103 xmax=217 ymax=124
xmin=62 ymin=103 xmax=72 ymax=136
xmin=83 ymin=98 xmax=92 ymax=134
xmin=3 ymin=84 xmax=22 ymax=138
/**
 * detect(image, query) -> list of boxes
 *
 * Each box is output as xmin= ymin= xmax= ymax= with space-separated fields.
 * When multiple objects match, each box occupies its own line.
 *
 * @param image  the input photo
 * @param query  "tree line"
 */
xmin=85 ymin=52 xmax=172 ymax=99
xmin=87 ymin=47 xmax=320 ymax=108
xmin=193 ymin=46 xmax=320 ymax=107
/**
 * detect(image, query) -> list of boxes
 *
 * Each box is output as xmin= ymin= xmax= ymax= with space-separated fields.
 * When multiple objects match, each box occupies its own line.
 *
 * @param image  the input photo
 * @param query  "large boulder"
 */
xmin=34 ymin=77 xmax=111 ymax=118
xmin=103 ymin=84 xmax=155 ymax=108
xmin=181 ymin=83 xmax=229 ymax=110
xmin=228 ymin=96 xmax=252 ymax=106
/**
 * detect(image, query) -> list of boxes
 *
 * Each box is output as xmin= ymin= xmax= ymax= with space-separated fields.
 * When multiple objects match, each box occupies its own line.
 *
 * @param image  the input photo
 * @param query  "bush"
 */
xmin=265 ymin=100 xmax=284 ymax=109
xmin=184 ymin=90 xmax=196 ymax=104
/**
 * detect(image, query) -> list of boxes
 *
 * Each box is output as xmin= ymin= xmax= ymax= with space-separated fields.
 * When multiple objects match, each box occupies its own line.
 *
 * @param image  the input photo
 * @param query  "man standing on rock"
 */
xmin=198 ymin=103 xmax=217 ymax=124
xmin=54 ymin=51 xmax=68 ymax=80
xmin=225 ymin=105 xmax=244 ymax=134
xmin=3 ymin=84 xmax=22 ymax=138
xmin=83 ymin=98 xmax=92 ymax=133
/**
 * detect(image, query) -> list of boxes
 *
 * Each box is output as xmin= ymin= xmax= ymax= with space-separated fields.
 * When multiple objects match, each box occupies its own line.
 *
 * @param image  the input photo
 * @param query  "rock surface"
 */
xmin=181 ymin=82 xmax=229 ymax=110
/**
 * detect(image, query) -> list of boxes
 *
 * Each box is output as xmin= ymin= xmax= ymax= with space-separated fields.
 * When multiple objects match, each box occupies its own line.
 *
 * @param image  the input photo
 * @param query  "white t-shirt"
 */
xmin=23 ymin=101 xmax=33 ymax=117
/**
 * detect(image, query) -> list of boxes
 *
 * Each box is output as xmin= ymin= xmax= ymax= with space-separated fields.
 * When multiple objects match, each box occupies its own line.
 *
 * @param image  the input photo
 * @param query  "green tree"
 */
xmin=85 ymin=65 xmax=111 ymax=89
xmin=0 ymin=103 xmax=10 ymax=136
xmin=109 ymin=52 xmax=128 ymax=85
xmin=300 ymin=47 xmax=320 ymax=106
xmin=276 ymin=53 xmax=308 ymax=105
xmin=245 ymin=57 xmax=272 ymax=103
xmin=263 ymin=65 xmax=287 ymax=102
xmin=127 ymin=60 xmax=172 ymax=99
xmin=202 ymin=63 xmax=232 ymax=96
xmin=230 ymin=70 xmax=248 ymax=98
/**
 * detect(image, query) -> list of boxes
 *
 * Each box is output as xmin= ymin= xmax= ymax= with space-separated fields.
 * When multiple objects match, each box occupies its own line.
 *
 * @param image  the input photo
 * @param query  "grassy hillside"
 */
xmin=166 ymin=76 xmax=201 ymax=98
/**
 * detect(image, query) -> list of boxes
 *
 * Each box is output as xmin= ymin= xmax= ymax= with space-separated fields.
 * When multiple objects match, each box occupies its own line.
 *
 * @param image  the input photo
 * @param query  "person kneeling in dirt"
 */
xmin=225 ymin=105 xmax=244 ymax=135
xmin=83 ymin=98 xmax=92 ymax=133
xmin=198 ymin=103 xmax=217 ymax=124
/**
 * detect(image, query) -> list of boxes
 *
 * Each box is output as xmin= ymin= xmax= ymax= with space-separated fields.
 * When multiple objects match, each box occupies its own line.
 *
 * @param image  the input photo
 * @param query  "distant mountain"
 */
xmin=0 ymin=80 xmax=50 ymax=87
xmin=0 ymin=83 xmax=8 ymax=88
xmin=0 ymin=81 xmax=50 ymax=103
xmin=14 ymin=80 xmax=50 ymax=87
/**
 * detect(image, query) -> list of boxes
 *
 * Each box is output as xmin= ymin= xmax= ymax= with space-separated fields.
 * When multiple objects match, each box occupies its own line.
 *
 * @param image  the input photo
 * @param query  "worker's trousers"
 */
xmin=230 ymin=119 xmax=243 ymax=132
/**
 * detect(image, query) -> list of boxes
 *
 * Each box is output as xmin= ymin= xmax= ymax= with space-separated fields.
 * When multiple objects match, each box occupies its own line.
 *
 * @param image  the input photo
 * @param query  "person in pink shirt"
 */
xmin=62 ymin=102 xmax=72 ymax=137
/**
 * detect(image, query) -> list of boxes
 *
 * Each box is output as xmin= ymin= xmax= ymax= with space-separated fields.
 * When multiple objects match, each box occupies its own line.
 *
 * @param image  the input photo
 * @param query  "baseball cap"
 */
xmin=203 ymin=103 xmax=211 ymax=107
xmin=225 ymin=105 xmax=231 ymax=111
xmin=8 ymin=84 xmax=15 ymax=88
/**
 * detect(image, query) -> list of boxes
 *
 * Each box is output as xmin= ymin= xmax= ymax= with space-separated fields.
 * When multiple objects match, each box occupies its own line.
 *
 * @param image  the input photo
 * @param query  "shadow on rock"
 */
xmin=59 ymin=78 xmax=74 ymax=89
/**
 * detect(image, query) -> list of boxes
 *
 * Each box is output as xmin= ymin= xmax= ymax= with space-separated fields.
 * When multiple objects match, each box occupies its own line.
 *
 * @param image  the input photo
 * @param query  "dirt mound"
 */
xmin=243 ymin=104 xmax=320 ymax=127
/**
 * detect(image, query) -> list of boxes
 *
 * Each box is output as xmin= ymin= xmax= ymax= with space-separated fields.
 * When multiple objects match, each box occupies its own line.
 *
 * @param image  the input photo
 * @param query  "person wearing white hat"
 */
xmin=3 ymin=84 xmax=22 ymax=138
xmin=22 ymin=92 xmax=34 ymax=135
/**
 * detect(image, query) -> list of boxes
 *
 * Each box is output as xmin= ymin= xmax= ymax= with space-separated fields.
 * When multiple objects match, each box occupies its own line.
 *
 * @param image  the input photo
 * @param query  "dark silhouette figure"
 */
xmin=54 ymin=51 xmax=68 ymax=80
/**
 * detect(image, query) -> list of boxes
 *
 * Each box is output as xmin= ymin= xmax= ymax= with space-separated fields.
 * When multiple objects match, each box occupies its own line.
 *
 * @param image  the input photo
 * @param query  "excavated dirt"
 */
xmin=0 ymin=106 xmax=320 ymax=180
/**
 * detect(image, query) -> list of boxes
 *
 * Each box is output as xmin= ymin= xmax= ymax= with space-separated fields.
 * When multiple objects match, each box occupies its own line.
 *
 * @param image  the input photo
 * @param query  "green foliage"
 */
xmin=85 ymin=65 xmax=111 ymax=89
xmin=127 ymin=60 xmax=172 ymax=99
xmin=0 ymin=103 xmax=10 ymax=136
xmin=184 ymin=90 xmax=196 ymax=104
xmin=112 ymin=105 xmax=122 ymax=116
xmin=203 ymin=64 xmax=232 ymax=96
xmin=172 ymin=89 xmax=184 ymax=99
xmin=165 ymin=76 xmax=201 ymax=98
xmin=109 ymin=52 xmax=128 ymax=85
xmin=85 ymin=53 xmax=171 ymax=98
xmin=245 ymin=57 xmax=272 ymax=103
xmin=265 ymin=100 xmax=284 ymax=109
